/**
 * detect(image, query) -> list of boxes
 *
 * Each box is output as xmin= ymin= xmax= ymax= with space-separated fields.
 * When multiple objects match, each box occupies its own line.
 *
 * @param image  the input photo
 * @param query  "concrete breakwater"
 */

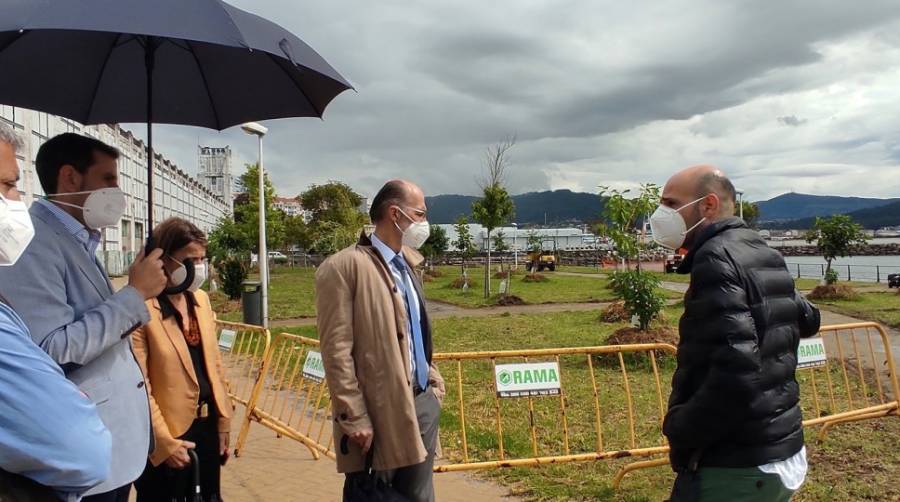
xmin=776 ymin=243 xmax=900 ymax=257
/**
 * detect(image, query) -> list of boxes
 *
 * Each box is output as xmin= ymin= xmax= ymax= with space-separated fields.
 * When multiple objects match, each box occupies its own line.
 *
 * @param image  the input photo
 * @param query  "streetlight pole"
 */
xmin=242 ymin=122 xmax=269 ymax=328
xmin=512 ymin=222 xmax=518 ymax=270
xmin=737 ymin=190 xmax=744 ymax=222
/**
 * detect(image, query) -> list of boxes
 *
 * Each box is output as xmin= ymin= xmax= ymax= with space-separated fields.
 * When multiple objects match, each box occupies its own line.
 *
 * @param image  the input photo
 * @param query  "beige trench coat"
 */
xmin=316 ymin=232 xmax=445 ymax=473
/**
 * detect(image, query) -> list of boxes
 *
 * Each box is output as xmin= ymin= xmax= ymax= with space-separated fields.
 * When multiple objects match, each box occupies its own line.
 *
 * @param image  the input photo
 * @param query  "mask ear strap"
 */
xmin=682 ymin=217 xmax=706 ymax=236
xmin=676 ymin=195 xmax=709 ymax=212
xmin=47 ymin=199 xmax=83 ymax=210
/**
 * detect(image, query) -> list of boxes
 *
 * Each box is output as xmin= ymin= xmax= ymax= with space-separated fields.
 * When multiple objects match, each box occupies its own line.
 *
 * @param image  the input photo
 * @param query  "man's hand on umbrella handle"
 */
xmin=350 ymin=428 xmax=374 ymax=454
xmin=129 ymin=248 xmax=167 ymax=300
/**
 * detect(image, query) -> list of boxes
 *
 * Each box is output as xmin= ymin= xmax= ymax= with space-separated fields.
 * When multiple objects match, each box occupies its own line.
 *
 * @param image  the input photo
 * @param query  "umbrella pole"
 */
xmin=144 ymin=37 xmax=157 ymax=246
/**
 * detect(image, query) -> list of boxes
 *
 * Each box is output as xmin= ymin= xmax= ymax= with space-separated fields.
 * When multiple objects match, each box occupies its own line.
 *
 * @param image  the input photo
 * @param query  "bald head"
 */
xmin=369 ymin=179 xmax=425 ymax=223
xmin=662 ymin=165 xmax=736 ymax=218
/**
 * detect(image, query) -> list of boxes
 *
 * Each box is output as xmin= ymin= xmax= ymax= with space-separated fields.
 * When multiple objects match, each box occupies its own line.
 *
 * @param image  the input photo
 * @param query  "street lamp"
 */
xmin=511 ymin=223 xmax=519 ymax=270
xmin=242 ymin=121 xmax=269 ymax=328
xmin=736 ymin=190 xmax=745 ymax=222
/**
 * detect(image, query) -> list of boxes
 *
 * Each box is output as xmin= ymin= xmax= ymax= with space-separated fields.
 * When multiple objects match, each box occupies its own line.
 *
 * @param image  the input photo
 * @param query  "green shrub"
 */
xmin=221 ymin=257 xmax=248 ymax=300
xmin=615 ymin=269 xmax=665 ymax=331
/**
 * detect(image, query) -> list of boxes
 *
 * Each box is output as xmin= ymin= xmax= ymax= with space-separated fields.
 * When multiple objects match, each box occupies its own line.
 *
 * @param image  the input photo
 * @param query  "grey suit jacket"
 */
xmin=0 ymin=202 xmax=151 ymax=495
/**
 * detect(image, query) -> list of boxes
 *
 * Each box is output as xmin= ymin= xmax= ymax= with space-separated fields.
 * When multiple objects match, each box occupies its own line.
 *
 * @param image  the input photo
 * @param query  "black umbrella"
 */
xmin=0 ymin=0 xmax=352 ymax=291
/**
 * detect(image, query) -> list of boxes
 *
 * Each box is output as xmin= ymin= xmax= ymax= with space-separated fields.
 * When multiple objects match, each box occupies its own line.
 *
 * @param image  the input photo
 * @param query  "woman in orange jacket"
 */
xmin=132 ymin=218 xmax=232 ymax=501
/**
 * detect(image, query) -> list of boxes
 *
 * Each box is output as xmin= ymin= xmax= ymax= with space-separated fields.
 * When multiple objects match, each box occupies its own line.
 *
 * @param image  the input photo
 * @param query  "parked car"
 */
xmin=268 ymin=251 xmax=288 ymax=263
xmin=664 ymin=253 xmax=683 ymax=273
xmin=889 ymin=273 xmax=900 ymax=289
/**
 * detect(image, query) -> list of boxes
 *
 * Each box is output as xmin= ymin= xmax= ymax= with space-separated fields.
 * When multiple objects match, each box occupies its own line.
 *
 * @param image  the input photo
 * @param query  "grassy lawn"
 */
xmin=267 ymin=307 xmax=900 ymax=501
xmin=212 ymin=265 xmax=318 ymax=322
xmin=427 ymin=266 xmax=682 ymax=308
xmin=812 ymin=291 xmax=900 ymax=329
xmin=425 ymin=267 xmax=617 ymax=307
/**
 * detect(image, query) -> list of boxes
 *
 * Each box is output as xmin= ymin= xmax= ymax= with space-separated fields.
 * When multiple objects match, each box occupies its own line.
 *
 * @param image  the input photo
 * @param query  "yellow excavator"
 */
xmin=526 ymin=240 xmax=557 ymax=272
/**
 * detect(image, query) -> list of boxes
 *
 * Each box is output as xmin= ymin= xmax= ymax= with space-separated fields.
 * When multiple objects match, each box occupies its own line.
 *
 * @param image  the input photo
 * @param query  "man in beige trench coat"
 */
xmin=317 ymin=179 xmax=445 ymax=502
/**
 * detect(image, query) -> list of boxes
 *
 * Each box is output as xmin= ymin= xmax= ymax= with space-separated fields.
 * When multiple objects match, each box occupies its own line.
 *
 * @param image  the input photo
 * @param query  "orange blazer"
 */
xmin=132 ymin=289 xmax=233 ymax=466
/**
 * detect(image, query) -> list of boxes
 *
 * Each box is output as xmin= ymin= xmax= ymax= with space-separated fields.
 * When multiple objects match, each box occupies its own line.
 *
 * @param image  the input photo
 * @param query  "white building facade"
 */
xmin=437 ymin=223 xmax=606 ymax=252
xmin=1 ymin=106 xmax=230 ymax=275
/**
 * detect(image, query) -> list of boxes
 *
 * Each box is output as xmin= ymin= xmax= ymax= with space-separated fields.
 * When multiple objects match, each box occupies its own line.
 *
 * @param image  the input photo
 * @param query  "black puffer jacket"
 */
xmin=663 ymin=218 xmax=820 ymax=470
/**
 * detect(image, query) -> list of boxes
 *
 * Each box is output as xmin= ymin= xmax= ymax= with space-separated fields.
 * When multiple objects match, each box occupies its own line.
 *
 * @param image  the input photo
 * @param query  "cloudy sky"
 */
xmin=140 ymin=0 xmax=900 ymax=203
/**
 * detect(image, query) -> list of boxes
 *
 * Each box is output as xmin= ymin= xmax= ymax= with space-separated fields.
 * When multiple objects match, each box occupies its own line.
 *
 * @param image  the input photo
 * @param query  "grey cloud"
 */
xmin=138 ymin=0 xmax=900 ymax=201
xmin=778 ymin=115 xmax=807 ymax=127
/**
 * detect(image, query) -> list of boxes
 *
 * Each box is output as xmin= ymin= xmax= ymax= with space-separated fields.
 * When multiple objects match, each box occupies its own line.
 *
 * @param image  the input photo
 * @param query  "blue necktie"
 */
xmin=392 ymin=255 xmax=429 ymax=390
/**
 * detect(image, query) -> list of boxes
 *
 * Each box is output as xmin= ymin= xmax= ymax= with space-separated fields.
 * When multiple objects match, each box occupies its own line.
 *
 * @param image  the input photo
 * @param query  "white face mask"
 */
xmin=50 ymin=187 xmax=126 ymax=229
xmin=649 ymin=196 xmax=707 ymax=250
xmin=0 ymin=193 xmax=35 ymax=266
xmin=394 ymin=207 xmax=430 ymax=250
xmin=169 ymin=258 xmax=208 ymax=292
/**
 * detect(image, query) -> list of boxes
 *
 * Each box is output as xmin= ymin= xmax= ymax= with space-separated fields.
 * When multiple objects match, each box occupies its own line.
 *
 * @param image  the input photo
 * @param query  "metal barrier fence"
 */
xmin=614 ymin=321 xmax=900 ymax=487
xmin=214 ymin=320 xmax=271 ymax=456
xmin=798 ymin=322 xmax=900 ymax=438
xmin=218 ymin=322 xmax=899 ymax=488
xmin=239 ymin=332 xmax=335 ymax=460
xmin=431 ymin=343 xmax=677 ymax=474
xmin=785 ymin=262 xmax=900 ymax=283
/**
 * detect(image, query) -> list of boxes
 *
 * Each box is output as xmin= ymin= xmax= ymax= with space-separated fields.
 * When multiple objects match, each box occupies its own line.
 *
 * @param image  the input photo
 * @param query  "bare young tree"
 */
xmin=472 ymin=135 xmax=517 ymax=299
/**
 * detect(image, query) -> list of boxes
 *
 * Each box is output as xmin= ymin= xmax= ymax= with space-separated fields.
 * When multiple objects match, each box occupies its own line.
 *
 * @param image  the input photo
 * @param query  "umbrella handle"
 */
xmin=188 ymin=449 xmax=202 ymax=502
xmin=145 ymin=236 xmax=196 ymax=295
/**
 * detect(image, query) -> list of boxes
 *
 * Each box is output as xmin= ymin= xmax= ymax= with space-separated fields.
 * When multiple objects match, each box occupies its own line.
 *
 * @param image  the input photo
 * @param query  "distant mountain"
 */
xmin=426 ymin=189 xmax=900 ymax=229
xmin=757 ymin=193 xmax=898 ymax=222
xmin=765 ymin=199 xmax=900 ymax=230
xmin=426 ymin=189 xmax=604 ymax=225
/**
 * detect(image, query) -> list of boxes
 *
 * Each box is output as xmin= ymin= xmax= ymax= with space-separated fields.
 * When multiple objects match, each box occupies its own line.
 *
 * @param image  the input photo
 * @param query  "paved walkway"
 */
xmin=218 ymin=405 xmax=519 ymax=502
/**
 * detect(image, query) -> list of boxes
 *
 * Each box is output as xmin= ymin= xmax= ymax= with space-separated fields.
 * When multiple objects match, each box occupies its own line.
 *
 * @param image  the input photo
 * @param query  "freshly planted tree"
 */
xmin=596 ymin=184 xmax=665 ymax=332
xmin=472 ymin=137 xmax=516 ymax=298
xmin=596 ymin=184 xmax=660 ymax=271
xmin=805 ymin=214 xmax=869 ymax=285
xmin=452 ymin=215 xmax=477 ymax=276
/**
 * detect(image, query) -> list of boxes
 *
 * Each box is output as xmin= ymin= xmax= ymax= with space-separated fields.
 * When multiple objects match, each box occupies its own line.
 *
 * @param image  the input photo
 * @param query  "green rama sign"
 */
xmin=494 ymin=362 xmax=562 ymax=398
xmin=797 ymin=337 xmax=827 ymax=369
xmin=303 ymin=350 xmax=326 ymax=383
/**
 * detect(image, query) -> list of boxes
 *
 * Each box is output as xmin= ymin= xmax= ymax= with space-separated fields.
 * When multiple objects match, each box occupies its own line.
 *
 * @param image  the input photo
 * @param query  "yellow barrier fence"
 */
xmin=215 ymin=320 xmax=271 ymax=456
xmin=798 ymin=322 xmax=900 ymax=438
xmin=431 ymin=343 xmax=677 ymax=475
xmin=222 ymin=321 xmax=898 ymax=489
xmin=614 ymin=321 xmax=900 ymax=487
xmin=237 ymin=332 xmax=335 ymax=460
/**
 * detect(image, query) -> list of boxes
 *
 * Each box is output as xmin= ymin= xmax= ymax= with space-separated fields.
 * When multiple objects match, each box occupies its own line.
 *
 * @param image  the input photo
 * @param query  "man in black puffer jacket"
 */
xmin=651 ymin=165 xmax=820 ymax=502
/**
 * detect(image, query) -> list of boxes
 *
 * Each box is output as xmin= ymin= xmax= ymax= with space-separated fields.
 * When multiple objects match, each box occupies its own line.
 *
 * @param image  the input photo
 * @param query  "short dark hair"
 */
xmin=697 ymin=171 xmax=736 ymax=207
xmin=369 ymin=180 xmax=409 ymax=222
xmin=154 ymin=218 xmax=208 ymax=257
xmin=36 ymin=133 xmax=120 ymax=194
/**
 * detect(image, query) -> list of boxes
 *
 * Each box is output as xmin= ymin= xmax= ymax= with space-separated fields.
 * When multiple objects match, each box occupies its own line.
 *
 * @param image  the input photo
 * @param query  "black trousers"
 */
xmin=82 ymin=484 xmax=131 ymax=502
xmin=134 ymin=411 xmax=222 ymax=502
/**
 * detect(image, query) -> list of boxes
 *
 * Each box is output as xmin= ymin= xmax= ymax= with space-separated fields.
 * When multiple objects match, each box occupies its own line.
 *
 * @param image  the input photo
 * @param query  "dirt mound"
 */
xmin=493 ymin=271 xmax=514 ymax=279
xmin=605 ymin=326 xmax=679 ymax=346
xmin=599 ymin=302 xmax=629 ymax=323
xmin=522 ymin=273 xmax=549 ymax=283
xmin=425 ymin=269 xmax=444 ymax=278
xmin=808 ymin=284 xmax=859 ymax=301
xmin=450 ymin=277 xmax=477 ymax=289
xmin=494 ymin=295 xmax=526 ymax=306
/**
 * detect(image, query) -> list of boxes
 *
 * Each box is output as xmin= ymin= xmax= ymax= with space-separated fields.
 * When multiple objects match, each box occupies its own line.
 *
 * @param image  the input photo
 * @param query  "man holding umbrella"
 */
xmin=0 ymin=133 xmax=168 ymax=501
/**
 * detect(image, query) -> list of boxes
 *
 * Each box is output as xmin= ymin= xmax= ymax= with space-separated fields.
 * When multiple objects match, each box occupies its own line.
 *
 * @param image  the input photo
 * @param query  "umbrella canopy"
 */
xmin=0 ymin=0 xmax=352 ymax=128
xmin=0 ymin=0 xmax=352 ymax=292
